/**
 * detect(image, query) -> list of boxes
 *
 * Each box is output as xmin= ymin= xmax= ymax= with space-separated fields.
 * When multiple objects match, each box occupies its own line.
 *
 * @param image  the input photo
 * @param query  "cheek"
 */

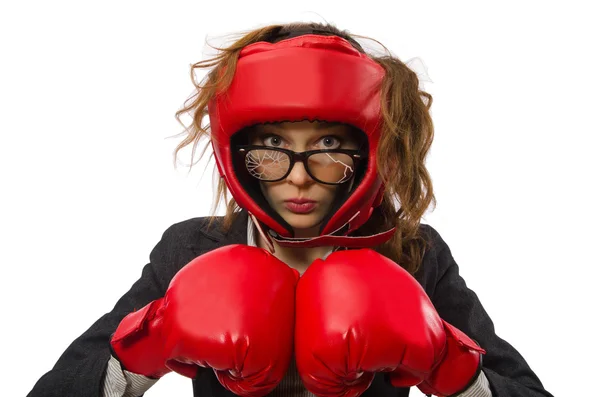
xmin=259 ymin=181 xmax=279 ymax=203
xmin=323 ymin=185 xmax=341 ymax=202
xmin=259 ymin=181 xmax=269 ymax=198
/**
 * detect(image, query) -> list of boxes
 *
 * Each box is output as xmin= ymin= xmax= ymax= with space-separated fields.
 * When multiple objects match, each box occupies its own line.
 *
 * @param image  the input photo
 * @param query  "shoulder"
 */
xmin=417 ymin=222 xmax=444 ymax=246
xmin=139 ymin=212 xmax=249 ymax=291
xmin=412 ymin=223 xmax=456 ymax=294
xmin=417 ymin=222 xmax=452 ymax=259
xmin=161 ymin=216 xmax=220 ymax=240
xmin=157 ymin=211 xmax=249 ymax=250
xmin=157 ymin=216 xmax=223 ymax=252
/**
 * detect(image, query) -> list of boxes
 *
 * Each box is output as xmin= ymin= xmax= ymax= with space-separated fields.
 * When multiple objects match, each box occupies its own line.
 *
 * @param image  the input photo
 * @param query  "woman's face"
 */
xmin=248 ymin=120 xmax=362 ymax=238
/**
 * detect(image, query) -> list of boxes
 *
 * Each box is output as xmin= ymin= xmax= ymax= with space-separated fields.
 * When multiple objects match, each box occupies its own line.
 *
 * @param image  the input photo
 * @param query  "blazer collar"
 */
xmin=198 ymin=210 xmax=249 ymax=246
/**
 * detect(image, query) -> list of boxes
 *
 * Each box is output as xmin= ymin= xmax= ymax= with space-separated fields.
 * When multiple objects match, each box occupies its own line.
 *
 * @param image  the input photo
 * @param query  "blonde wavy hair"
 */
xmin=172 ymin=22 xmax=437 ymax=275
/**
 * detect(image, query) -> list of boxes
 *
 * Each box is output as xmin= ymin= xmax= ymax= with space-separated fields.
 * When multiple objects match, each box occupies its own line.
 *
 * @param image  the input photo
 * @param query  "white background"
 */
xmin=2 ymin=1 xmax=598 ymax=396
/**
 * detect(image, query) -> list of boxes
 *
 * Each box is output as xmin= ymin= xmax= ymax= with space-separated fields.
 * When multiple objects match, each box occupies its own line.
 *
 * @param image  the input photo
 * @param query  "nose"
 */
xmin=286 ymin=160 xmax=314 ymax=186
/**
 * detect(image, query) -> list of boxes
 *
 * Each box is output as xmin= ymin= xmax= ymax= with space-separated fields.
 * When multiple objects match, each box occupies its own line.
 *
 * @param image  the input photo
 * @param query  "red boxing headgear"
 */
xmin=208 ymin=34 xmax=396 ymax=249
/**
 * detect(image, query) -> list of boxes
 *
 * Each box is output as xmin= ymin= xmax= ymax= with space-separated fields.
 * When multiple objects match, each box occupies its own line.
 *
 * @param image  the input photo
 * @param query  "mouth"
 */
xmin=285 ymin=198 xmax=317 ymax=204
xmin=284 ymin=199 xmax=317 ymax=214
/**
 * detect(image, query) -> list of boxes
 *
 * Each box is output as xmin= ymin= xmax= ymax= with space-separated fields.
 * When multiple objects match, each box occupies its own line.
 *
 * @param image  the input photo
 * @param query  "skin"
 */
xmin=247 ymin=120 xmax=362 ymax=272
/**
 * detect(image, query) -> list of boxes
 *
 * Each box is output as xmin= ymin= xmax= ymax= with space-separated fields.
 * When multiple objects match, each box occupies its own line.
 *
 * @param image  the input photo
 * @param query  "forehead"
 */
xmin=251 ymin=120 xmax=357 ymax=136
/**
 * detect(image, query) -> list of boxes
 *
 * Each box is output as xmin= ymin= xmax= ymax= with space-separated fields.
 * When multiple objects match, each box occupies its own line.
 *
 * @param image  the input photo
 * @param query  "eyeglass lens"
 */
xmin=245 ymin=149 xmax=355 ymax=184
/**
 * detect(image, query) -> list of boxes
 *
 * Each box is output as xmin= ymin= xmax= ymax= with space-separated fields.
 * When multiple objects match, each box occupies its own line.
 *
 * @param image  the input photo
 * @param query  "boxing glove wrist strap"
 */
xmin=110 ymin=299 xmax=169 ymax=379
xmin=418 ymin=320 xmax=486 ymax=396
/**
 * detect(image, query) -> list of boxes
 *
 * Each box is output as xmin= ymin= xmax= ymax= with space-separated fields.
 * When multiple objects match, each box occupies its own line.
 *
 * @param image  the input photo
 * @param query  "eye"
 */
xmin=262 ymin=134 xmax=285 ymax=147
xmin=317 ymin=135 xmax=342 ymax=149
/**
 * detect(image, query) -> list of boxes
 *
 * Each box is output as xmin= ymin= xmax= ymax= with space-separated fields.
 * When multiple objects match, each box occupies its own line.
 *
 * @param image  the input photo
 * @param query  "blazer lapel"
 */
xmin=188 ymin=210 xmax=249 ymax=258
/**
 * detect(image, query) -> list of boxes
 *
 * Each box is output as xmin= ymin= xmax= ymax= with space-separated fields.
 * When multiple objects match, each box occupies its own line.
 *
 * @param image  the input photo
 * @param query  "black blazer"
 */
xmin=27 ymin=211 xmax=553 ymax=397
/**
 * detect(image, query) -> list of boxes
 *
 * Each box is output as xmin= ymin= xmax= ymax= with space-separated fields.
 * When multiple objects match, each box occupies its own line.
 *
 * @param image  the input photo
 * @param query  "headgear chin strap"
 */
xmin=208 ymin=34 xmax=396 ymax=250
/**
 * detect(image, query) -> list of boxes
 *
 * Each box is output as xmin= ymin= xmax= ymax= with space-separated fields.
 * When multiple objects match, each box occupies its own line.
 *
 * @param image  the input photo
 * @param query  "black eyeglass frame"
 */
xmin=236 ymin=145 xmax=365 ymax=185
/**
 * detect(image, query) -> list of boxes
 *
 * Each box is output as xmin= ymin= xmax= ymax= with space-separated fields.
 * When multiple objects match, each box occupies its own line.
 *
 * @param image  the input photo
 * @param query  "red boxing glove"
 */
xmin=111 ymin=244 xmax=299 ymax=396
xmin=295 ymin=249 xmax=486 ymax=397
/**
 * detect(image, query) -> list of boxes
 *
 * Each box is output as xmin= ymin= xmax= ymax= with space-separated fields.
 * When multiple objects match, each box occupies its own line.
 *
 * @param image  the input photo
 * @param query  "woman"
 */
xmin=27 ymin=22 xmax=553 ymax=397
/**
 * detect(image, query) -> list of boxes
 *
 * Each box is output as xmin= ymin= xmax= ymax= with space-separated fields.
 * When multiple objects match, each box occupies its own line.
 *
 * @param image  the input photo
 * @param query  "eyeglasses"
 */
xmin=237 ymin=145 xmax=364 ymax=185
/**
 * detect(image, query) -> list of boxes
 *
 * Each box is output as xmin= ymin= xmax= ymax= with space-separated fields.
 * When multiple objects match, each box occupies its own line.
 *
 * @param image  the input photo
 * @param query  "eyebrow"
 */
xmin=264 ymin=122 xmax=347 ymax=133
xmin=314 ymin=122 xmax=342 ymax=130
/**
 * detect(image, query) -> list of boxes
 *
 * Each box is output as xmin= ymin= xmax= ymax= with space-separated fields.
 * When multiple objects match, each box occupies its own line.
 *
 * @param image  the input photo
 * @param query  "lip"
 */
xmin=284 ymin=200 xmax=317 ymax=214
xmin=285 ymin=198 xmax=317 ymax=204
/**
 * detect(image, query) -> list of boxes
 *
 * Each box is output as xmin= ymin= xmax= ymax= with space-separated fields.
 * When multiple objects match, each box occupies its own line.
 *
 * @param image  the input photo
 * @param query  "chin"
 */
xmin=281 ymin=212 xmax=323 ymax=230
